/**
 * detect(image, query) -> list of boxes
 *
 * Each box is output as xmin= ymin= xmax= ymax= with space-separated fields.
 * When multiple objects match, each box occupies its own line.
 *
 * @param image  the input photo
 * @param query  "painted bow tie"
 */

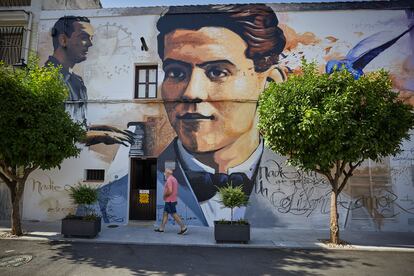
xmin=185 ymin=171 xmax=255 ymax=202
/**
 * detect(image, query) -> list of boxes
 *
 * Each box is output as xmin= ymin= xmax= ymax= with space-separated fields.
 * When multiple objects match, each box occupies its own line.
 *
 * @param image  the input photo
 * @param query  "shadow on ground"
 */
xmin=46 ymin=241 xmax=358 ymax=275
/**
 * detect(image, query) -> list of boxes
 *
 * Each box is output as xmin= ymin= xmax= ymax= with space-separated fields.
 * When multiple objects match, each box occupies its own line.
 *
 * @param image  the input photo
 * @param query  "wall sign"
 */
xmin=139 ymin=189 xmax=150 ymax=204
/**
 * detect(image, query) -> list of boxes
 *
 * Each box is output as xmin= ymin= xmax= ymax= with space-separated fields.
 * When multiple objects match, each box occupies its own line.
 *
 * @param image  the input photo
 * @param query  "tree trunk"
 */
xmin=330 ymin=191 xmax=340 ymax=244
xmin=10 ymin=180 xmax=24 ymax=236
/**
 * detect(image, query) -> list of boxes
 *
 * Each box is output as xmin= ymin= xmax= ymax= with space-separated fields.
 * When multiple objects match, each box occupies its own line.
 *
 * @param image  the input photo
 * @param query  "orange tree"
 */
xmin=258 ymin=61 xmax=414 ymax=244
xmin=0 ymin=58 xmax=85 ymax=236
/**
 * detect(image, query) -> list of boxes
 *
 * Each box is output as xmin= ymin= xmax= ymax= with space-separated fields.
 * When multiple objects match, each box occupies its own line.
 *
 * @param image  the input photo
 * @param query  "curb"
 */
xmin=2 ymin=232 xmax=414 ymax=252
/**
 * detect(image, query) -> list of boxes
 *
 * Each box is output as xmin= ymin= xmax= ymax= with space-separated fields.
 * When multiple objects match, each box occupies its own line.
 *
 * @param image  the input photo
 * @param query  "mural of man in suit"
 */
xmin=45 ymin=16 xmax=93 ymax=126
xmin=46 ymin=16 xmax=134 ymax=147
xmin=156 ymin=4 xmax=293 ymax=226
xmin=44 ymin=16 xmax=134 ymax=223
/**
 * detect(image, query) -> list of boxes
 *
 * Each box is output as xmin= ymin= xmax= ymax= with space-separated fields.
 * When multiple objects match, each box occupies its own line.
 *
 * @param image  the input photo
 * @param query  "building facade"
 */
xmin=0 ymin=0 xmax=102 ymax=221
xmin=1 ymin=1 xmax=414 ymax=231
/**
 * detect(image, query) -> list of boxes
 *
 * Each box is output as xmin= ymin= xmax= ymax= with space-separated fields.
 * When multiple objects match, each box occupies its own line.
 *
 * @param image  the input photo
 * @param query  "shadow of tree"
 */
xmin=47 ymin=241 xmax=359 ymax=275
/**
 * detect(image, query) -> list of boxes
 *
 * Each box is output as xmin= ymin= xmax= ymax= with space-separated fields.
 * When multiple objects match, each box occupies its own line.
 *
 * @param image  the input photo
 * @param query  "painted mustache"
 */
xmin=177 ymin=113 xmax=214 ymax=120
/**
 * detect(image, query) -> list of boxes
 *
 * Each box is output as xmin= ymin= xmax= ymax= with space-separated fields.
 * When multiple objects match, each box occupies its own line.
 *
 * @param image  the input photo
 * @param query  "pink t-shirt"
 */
xmin=164 ymin=175 xmax=178 ymax=202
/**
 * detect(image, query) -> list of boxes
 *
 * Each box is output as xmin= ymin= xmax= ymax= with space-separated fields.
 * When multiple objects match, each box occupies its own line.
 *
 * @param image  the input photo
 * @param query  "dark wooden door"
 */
xmin=129 ymin=158 xmax=157 ymax=220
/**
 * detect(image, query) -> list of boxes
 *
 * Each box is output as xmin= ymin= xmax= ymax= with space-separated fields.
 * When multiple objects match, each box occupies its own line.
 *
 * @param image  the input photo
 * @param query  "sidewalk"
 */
xmin=1 ymin=220 xmax=414 ymax=251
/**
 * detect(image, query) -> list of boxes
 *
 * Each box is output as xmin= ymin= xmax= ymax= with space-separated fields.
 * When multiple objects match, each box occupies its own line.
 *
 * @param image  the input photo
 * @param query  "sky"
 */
xmin=100 ymin=0 xmax=372 ymax=8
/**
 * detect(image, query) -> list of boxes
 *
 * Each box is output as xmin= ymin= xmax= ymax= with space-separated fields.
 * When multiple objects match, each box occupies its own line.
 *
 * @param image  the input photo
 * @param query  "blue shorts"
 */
xmin=164 ymin=202 xmax=177 ymax=214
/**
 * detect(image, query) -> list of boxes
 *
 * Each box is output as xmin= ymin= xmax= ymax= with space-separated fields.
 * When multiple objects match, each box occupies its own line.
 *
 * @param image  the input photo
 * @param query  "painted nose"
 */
xmin=84 ymin=38 xmax=93 ymax=47
xmin=181 ymin=68 xmax=209 ymax=102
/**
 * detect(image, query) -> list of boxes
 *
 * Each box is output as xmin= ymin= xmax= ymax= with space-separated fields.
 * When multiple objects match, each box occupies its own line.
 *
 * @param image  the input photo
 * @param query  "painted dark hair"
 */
xmin=51 ymin=16 xmax=90 ymax=50
xmin=156 ymin=4 xmax=286 ymax=72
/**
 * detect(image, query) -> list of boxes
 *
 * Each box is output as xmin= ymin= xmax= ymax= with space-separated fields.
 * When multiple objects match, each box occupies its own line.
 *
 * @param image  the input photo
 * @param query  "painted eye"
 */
xmin=206 ymin=68 xmax=229 ymax=80
xmin=166 ymin=68 xmax=185 ymax=80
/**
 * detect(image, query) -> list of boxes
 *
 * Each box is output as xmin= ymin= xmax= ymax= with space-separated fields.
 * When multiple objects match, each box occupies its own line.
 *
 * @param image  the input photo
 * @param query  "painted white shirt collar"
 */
xmin=176 ymin=138 xmax=264 ymax=180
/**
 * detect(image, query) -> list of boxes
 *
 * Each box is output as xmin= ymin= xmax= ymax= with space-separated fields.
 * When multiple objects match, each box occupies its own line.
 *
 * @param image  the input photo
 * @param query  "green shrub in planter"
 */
xmin=69 ymin=183 xmax=99 ymax=206
xmin=217 ymin=184 xmax=249 ymax=223
xmin=215 ymin=184 xmax=250 ymax=243
xmin=62 ymin=183 xmax=101 ymax=238
xmin=68 ymin=183 xmax=99 ymax=216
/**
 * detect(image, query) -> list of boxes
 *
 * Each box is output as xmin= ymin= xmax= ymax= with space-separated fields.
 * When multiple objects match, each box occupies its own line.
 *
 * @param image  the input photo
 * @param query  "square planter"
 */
xmin=61 ymin=216 xmax=101 ymax=238
xmin=214 ymin=221 xmax=250 ymax=244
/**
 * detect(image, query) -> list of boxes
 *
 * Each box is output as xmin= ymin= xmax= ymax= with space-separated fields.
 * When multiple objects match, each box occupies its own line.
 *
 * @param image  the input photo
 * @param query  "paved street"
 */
xmin=0 ymin=240 xmax=413 ymax=276
xmin=2 ymin=220 xmax=414 ymax=250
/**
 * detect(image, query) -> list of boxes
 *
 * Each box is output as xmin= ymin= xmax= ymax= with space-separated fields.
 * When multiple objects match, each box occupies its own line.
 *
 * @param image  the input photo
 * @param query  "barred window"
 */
xmin=0 ymin=26 xmax=25 ymax=65
xmin=0 ymin=0 xmax=31 ymax=6
xmin=135 ymin=65 xmax=157 ymax=99
xmin=85 ymin=169 xmax=105 ymax=181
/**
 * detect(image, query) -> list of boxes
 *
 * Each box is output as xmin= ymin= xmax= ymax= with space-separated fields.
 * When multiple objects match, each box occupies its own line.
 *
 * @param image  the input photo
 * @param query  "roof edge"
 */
xmin=161 ymin=1 xmax=413 ymax=14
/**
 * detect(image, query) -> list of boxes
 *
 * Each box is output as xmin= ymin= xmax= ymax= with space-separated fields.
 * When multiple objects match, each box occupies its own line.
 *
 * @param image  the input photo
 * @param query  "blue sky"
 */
xmin=100 ymin=0 xmax=370 ymax=8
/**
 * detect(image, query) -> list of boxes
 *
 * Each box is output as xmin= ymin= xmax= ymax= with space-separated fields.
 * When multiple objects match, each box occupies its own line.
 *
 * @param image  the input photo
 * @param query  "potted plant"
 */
xmin=61 ymin=183 xmax=101 ymax=238
xmin=214 ymin=184 xmax=250 ymax=243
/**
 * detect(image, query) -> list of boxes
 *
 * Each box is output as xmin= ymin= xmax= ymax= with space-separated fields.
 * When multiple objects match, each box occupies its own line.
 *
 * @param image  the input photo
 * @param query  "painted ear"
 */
xmin=266 ymin=65 xmax=287 ymax=83
xmin=58 ymin=34 xmax=67 ymax=48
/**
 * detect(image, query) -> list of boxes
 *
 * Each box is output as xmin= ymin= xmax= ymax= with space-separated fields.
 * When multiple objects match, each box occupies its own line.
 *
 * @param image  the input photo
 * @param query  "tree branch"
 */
xmin=338 ymin=160 xmax=363 ymax=194
xmin=22 ymin=165 xmax=37 ymax=181
xmin=16 ymin=179 xmax=26 ymax=198
xmin=0 ymin=161 xmax=17 ymax=182
xmin=334 ymin=160 xmax=341 ymax=183
xmin=11 ymin=165 xmax=17 ymax=179
xmin=0 ymin=172 xmax=13 ymax=191
xmin=314 ymin=165 xmax=337 ymax=190
xmin=340 ymin=160 xmax=347 ymax=175
xmin=349 ymin=159 xmax=364 ymax=171
xmin=324 ymin=173 xmax=335 ymax=189
xmin=314 ymin=167 xmax=324 ymax=175
xmin=11 ymin=165 xmax=38 ymax=198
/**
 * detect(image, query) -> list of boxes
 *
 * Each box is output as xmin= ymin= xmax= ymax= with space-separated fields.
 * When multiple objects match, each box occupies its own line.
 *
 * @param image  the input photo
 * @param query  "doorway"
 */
xmin=129 ymin=158 xmax=157 ymax=220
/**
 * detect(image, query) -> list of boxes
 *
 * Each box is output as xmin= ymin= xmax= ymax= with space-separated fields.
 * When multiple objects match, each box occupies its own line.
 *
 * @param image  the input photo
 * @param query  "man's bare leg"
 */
xmin=159 ymin=212 xmax=168 ymax=231
xmin=172 ymin=213 xmax=186 ymax=230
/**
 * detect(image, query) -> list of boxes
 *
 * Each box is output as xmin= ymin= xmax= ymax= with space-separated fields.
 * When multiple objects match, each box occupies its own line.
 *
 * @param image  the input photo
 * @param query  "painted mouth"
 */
xmin=177 ymin=113 xmax=214 ymax=120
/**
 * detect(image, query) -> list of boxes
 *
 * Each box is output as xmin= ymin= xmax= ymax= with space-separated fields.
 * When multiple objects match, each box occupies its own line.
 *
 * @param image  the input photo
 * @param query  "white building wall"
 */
xmin=11 ymin=4 xmax=414 ymax=230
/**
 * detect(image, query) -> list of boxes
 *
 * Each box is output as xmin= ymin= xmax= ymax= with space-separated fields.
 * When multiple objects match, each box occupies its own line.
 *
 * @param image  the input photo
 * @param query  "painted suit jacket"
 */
xmin=45 ymin=56 xmax=88 ymax=125
xmin=156 ymin=138 xmax=349 ymax=228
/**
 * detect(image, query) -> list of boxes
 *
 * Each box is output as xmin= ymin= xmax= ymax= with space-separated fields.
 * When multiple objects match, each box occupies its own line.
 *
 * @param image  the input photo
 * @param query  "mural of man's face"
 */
xmin=63 ymin=21 xmax=94 ymax=64
xmin=161 ymin=27 xmax=282 ymax=153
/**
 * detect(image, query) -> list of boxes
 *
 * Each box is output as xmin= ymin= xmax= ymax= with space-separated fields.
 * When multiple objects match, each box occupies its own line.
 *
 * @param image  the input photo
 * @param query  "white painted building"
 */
xmin=1 ymin=0 xmax=414 ymax=232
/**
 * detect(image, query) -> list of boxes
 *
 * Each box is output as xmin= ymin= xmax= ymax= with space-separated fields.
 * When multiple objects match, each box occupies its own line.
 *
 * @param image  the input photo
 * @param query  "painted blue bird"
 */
xmin=326 ymin=25 xmax=414 ymax=79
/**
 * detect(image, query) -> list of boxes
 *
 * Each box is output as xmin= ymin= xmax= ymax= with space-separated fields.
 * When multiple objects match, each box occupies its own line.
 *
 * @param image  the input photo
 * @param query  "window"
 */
xmin=0 ymin=26 xmax=25 ymax=65
xmin=0 ymin=0 xmax=31 ymax=6
xmin=135 ymin=65 xmax=157 ymax=98
xmin=85 ymin=169 xmax=105 ymax=181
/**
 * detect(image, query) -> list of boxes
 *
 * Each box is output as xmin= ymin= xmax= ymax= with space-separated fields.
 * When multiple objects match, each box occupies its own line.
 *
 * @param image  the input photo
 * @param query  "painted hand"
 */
xmin=83 ymin=125 xmax=135 ymax=146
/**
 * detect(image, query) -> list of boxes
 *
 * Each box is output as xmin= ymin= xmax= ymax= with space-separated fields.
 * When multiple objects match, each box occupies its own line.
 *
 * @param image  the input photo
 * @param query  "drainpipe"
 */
xmin=23 ymin=10 xmax=32 ymax=63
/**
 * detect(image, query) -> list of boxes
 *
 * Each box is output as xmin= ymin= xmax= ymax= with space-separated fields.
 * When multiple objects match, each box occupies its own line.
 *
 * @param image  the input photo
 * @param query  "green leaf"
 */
xmin=69 ymin=183 xmax=99 ymax=205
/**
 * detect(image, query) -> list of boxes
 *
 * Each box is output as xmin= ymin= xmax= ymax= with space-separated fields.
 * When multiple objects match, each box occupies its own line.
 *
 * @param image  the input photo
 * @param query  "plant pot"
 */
xmin=214 ymin=221 xmax=250 ymax=244
xmin=61 ymin=216 xmax=101 ymax=238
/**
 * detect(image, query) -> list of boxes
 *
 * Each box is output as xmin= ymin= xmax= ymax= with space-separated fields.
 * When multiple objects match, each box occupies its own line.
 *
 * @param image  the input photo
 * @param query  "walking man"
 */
xmin=155 ymin=168 xmax=188 ymax=234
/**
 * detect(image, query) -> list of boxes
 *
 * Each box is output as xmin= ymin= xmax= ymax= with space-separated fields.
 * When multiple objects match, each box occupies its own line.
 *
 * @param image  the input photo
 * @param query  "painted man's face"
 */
xmin=65 ymin=21 xmax=94 ymax=64
xmin=161 ymin=27 xmax=275 ymax=153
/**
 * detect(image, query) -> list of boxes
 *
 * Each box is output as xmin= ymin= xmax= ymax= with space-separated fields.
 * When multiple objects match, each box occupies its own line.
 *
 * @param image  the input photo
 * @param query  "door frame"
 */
xmin=128 ymin=157 xmax=157 ymax=221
